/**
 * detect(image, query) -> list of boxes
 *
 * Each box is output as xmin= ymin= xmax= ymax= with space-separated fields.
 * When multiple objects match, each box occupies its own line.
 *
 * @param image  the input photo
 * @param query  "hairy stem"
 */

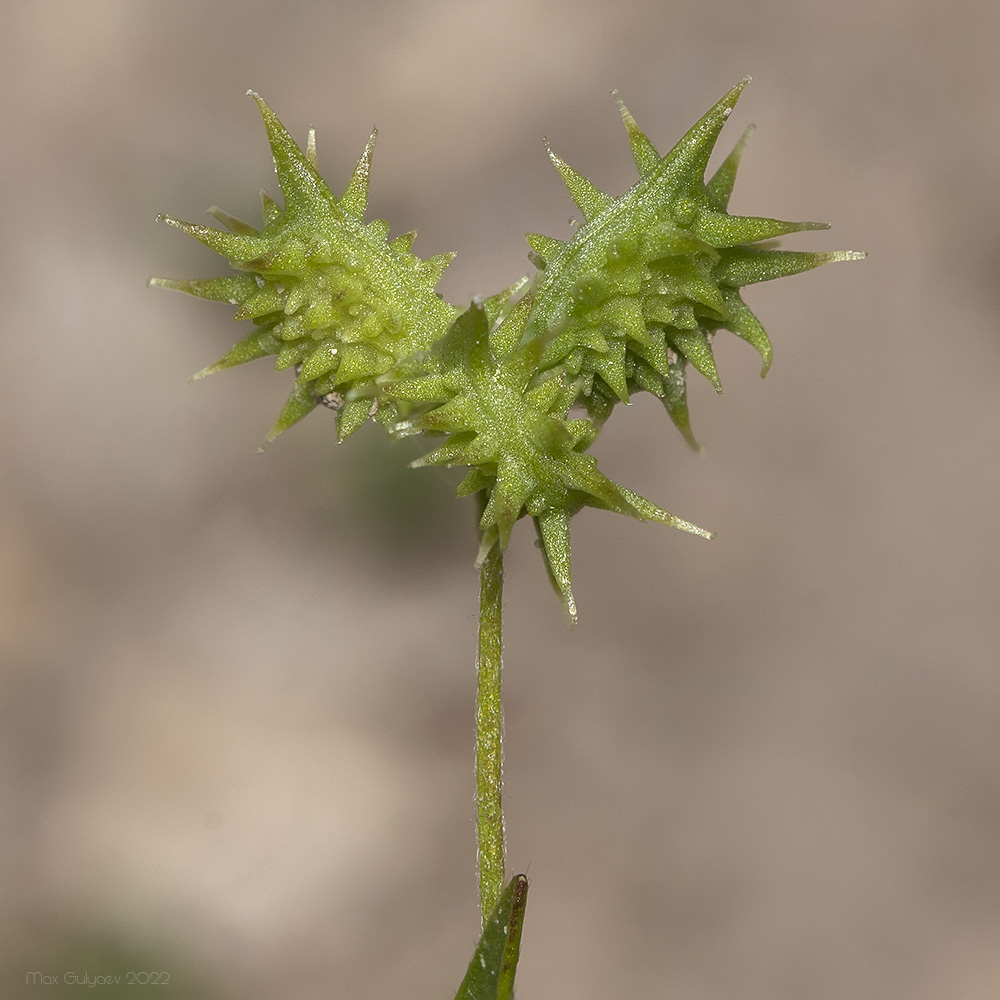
xmin=476 ymin=523 xmax=505 ymax=921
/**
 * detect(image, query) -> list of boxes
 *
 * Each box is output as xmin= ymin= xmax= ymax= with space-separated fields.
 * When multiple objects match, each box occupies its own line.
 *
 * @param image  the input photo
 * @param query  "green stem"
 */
xmin=476 ymin=525 xmax=505 ymax=922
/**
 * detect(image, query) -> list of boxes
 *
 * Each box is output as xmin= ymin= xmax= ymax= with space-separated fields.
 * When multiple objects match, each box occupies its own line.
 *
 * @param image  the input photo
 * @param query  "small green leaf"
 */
xmin=454 ymin=874 xmax=529 ymax=1000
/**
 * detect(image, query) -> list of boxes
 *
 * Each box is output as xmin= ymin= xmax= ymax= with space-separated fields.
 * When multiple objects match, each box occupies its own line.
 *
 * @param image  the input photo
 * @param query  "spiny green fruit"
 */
xmin=154 ymin=82 xmax=863 ymax=618
xmin=517 ymin=77 xmax=865 ymax=447
xmin=381 ymin=297 xmax=712 ymax=620
xmin=152 ymin=91 xmax=459 ymax=445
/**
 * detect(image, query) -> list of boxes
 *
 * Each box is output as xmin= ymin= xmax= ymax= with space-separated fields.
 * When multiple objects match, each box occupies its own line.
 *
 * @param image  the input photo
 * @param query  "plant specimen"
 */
xmin=154 ymin=78 xmax=863 ymax=997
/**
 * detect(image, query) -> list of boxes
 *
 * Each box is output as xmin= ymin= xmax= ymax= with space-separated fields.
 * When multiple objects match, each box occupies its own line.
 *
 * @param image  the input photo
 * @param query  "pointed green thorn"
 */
xmin=491 ymin=306 xmax=533 ymax=361
xmin=661 ymin=76 xmax=750 ymax=184
xmin=418 ymin=251 xmax=457 ymax=286
xmin=334 ymin=341 xmax=395 ymax=384
xmin=483 ymin=276 xmax=529 ymax=328
xmin=616 ymin=485 xmax=715 ymax=539
xmin=718 ymin=247 xmax=866 ymax=288
xmin=660 ymin=358 xmax=701 ymax=451
xmin=670 ymin=329 xmax=722 ymax=392
xmin=694 ymin=210 xmax=830 ymax=247
xmin=535 ymin=509 xmax=578 ymax=622
xmin=388 ymin=229 xmax=417 ymax=254
xmin=156 ymin=213 xmax=269 ymax=263
xmin=613 ymin=89 xmax=661 ymax=177
xmin=475 ymin=523 xmax=500 ymax=568
xmin=259 ymin=383 xmax=319 ymax=449
xmin=456 ymin=467 xmax=491 ymax=498
xmin=233 ymin=284 xmax=282 ymax=320
xmin=206 ymin=206 xmax=259 ymax=235
xmin=454 ymin=874 xmax=529 ymax=1000
xmin=525 ymin=232 xmax=565 ymax=264
xmin=365 ymin=217 xmax=390 ymax=242
xmin=336 ymin=396 xmax=373 ymax=441
xmin=665 ymin=401 xmax=700 ymax=451
xmin=246 ymin=90 xmax=338 ymax=219
xmin=720 ymin=289 xmax=773 ymax=376
xmin=524 ymin=371 xmax=570 ymax=415
xmin=411 ymin=433 xmax=476 ymax=469
xmin=297 ymin=339 xmax=341 ymax=381
xmin=543 ymin=139 xmax=613 ymax=222
xmin=378 ymin=373 xmax=450 ymax=404
xmin=593 ymin=342 xmax=631 ymax=403
xmin=482 ymin=460 xmax=535 ymax=550
xmin=260 ymin=189 xmax=281 ymax=226
xmin=341 ymin=127 xmax=377 ymax=219
xmin=191 ymin=327 xmax=282 ymax=380
xmin=706 ymin=125 xmax=755 ymax=211
xmin=274 ymin=337 xmax=313 ymax=371
xmin=556 ymin=451 xmax=634 ymax=515
xmin=413 ymin=396 xmax=474 ymax=435
xmin=150 ymin=274 xmax=259 ymax=304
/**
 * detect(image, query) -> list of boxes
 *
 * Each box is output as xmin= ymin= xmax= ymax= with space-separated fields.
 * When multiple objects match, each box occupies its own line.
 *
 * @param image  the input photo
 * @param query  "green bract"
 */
xmin=155 ymin=81 xmax=863 ymax=617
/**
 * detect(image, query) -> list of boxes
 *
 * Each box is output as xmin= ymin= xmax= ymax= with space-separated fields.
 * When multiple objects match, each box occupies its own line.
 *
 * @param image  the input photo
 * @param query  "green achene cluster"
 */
xmin=154 ymin=79 xmax=863 ymax=618
xmin=154 ymin=92 xmax=459 ymax=445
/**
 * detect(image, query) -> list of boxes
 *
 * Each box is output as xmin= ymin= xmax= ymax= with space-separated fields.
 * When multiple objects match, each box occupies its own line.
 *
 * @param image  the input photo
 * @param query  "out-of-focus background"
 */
xmin=2 ymin=1 xmax=998 ymax=997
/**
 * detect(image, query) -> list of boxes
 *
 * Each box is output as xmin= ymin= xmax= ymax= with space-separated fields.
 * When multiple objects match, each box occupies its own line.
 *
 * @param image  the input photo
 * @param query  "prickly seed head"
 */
xmin=384 ymin=299 xmax=713 ymax=621
xmin=152 ymin=92 xmax=459 ymax=445
xmin=155 ymin=83 xmax=862 ymax=618
xmin=516 ymin=78 xmax=865 ymax=449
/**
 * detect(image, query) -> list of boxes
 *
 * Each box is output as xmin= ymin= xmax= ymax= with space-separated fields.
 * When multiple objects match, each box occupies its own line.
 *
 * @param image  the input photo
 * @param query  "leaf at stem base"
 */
xmin=454 ymin=874 xmax=529 ymax=1000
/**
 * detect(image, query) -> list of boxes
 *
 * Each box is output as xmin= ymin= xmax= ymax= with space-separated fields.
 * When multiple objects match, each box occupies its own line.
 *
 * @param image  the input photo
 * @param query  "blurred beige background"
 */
xmin=2 ymin=1 xmax=999 ymax=997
